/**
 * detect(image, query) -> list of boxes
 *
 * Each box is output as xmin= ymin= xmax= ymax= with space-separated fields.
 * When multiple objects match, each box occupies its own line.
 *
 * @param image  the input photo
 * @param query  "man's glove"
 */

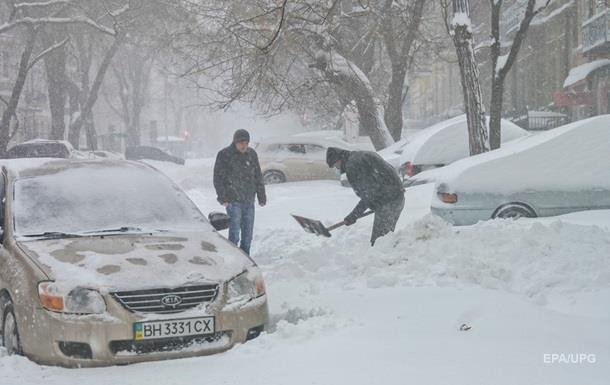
xmin=344 ymin=214 xmax=357 ymax=226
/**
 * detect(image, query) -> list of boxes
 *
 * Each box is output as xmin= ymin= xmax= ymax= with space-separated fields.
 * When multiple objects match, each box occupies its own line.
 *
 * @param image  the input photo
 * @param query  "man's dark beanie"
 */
xmin=326 ymin=147 xmax=343 ymax=168
xmin=233 ymin=129 xmax=250 ymax=143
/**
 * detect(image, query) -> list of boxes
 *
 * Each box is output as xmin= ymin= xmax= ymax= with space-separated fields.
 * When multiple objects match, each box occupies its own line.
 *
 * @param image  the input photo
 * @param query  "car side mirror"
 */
xmin=208 ymin=212 xmax=230 ymax=231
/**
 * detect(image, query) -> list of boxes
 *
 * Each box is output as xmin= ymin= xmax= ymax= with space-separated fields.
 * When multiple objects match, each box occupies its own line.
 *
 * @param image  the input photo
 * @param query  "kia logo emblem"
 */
xmin=160 ymin=294 xmax=183 ymax=307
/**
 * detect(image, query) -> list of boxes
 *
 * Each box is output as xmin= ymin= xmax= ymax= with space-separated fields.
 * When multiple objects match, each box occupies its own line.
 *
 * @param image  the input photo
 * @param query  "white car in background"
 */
xmin=256 ymin=136 xmax=359 ymax=184
xmin=397 ymin=115 xmax=529 ymax=180
xmin=292 ymin=130 xmax=374 ymax=151
xmin=377 ymin=138 xmax=410 ymax=170
xmin=408 ymin=115 xmax=610 ymax=225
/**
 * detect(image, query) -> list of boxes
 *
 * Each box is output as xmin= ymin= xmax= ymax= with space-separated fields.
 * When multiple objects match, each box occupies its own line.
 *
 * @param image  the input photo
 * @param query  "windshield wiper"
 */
xmin=81 ymin=227 xmax=169 ymax=235
xmin=22 ymin=232 xmax=83 ymax=239
xmin=81 ymin=226 xmax=143 ymax=234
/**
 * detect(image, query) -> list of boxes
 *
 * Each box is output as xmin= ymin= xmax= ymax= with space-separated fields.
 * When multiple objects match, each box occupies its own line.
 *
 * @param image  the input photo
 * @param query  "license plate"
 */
xmin=134 ymin=317 xmax=215 ymax=340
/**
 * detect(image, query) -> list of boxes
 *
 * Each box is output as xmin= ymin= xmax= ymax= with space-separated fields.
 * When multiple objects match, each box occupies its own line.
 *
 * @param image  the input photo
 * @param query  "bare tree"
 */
xmin=105 ymin=44 xmax=154 ymax=146
xmin=488 ymin=0 xmax=552 ymax=149
xmin=381 ymin=0 xmax=427 ymax=141
xmin=0 ymin=0 xmax=90 ymax=154
xmin=68 ymin=29 xmax=125 ymax=150
xmin=167 ymin=0 xmax=433 ymax=150
xmin=42 ymin=23 xmax=69 ymax=140
xmin=442 ymin=0 xmax=488 ymax=155
xmin=0 ymin=0 xmax=129 ymax=152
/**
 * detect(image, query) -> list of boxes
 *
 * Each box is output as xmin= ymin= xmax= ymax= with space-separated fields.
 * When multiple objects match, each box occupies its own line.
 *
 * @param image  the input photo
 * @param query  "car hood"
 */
xmin=17 ymin=231 xmax=252 ymax=292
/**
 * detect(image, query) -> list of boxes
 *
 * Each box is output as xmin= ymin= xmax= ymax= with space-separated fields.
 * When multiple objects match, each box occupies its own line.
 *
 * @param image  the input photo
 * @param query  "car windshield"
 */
xmin=13 ymin=165 xmax=211 ymax=237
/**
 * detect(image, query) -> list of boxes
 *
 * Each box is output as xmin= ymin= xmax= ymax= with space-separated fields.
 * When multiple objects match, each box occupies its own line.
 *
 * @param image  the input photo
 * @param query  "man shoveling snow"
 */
xmin=326 ymin=147 xmax=405 ymax=246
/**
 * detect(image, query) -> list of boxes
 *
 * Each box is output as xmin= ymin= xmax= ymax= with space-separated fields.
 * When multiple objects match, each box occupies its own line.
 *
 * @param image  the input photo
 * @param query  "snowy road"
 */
xmin=1 ymin=159 xmax=609 ymax=385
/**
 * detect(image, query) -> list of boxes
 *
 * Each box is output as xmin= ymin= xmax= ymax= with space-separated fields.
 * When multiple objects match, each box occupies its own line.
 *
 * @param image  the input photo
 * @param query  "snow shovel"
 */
xmin=291 ymin=210 xmax=374 ymax=238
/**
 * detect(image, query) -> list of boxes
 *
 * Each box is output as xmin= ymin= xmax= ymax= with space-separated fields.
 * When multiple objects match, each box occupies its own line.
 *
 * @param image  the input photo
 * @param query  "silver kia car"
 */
xmin=0 ymin=159 xmax=268 ymax=367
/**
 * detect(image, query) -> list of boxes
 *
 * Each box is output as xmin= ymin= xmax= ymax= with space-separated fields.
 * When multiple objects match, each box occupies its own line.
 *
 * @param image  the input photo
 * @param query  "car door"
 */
xmin=276 ymin=144 xmax=308 ymax=181
xmin=304 ymin=144 xmax=335 ymax=180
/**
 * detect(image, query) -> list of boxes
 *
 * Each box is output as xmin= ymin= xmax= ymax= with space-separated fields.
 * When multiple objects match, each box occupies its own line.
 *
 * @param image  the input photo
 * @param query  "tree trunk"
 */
xmin=488 ymin=0 xmax=550 ymax=150
xmin=384 ymin=66 xmax=407 ymax=141
xmin=313 ymin=52 xmax=394 ymax=150
xmin=42 ymin=28 xmax=68 ymax=140
xmin=451 ymin=0 xmax=489 ymax=155
xmin=0 ymin=28 xmax=37 ymax=155
xmin=489 ymin=78 xmax=504 ymax=150
xmin=69 ymin=33 xmax=124 ymax=150
xmin=381 ymin=0 xmax=426 ymax=141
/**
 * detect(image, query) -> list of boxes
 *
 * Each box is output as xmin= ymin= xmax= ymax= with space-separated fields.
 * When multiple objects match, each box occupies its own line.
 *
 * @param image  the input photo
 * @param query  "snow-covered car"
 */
xmin=0 ymin=159 xmax=268 ymax=367
xmin=256 ymin=136 xmax=354 ymax=184
xmin=411 ymin=115 xmax=610 ymax=225
xmin=4 ymin=139 xmax=86 ymax=159
xmin=377 ymin=138 xmax=410 ymax=170
xmin=398 ymin=115 xmax=529 ymax=180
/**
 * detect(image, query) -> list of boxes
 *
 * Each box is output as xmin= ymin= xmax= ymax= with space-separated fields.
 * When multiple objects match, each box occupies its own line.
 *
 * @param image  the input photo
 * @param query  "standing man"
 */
xmin=326 ymin=147 xmax=405 ymax=246
xmin=214 ymin=129 xmax=266 ymax=254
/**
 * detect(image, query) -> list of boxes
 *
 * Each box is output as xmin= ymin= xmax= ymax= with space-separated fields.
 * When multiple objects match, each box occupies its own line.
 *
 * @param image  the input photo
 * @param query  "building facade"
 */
xmin=407 ymin=0 xmax=609 ymax=125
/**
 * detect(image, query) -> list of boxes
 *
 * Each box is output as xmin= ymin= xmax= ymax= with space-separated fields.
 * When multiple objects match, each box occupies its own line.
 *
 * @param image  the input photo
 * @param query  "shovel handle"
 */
xmin=327 ymin=210 xmax=374 ymax=231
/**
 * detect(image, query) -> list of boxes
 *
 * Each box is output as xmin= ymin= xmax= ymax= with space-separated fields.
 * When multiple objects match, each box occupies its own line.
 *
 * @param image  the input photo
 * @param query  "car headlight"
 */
xmin=227 ymin=270 xmax=266 ymax=303
xmin=38 ymin=282 xmax=106 ymax=314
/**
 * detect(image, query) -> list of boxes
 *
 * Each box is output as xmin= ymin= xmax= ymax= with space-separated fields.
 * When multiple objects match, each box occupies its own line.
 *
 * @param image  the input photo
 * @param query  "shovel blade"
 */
xmin=291 ymin=214 xmax=332 ymax=238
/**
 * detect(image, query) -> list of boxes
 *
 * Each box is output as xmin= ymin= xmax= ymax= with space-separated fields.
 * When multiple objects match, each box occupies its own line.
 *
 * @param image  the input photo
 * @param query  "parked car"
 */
xmin=408 ymin=115 xmax=610 ymax=225
xmin=4 ymin=139 xmax=86 ymax=159
xmin=398 ymin=115 xmax=529 ymax=180
xmin=293 ymin=130 xmax=375 ymax=151
xmin=91 ymin=150 xmax=125 ymax=160
xmin=256 ymin=136 xmax=355 ymax=184
xmin=125 ymin=145 xmax=185 ymax=165
xmin=378 ymin=138 xmax=410 ymax=170
xmin=0 ymin=159 xmax=268 ymax=366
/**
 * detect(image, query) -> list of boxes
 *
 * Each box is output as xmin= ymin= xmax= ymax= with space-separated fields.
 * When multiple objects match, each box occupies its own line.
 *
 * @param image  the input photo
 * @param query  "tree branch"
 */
xmin=27 ymin=36 xmax=69 ymax=71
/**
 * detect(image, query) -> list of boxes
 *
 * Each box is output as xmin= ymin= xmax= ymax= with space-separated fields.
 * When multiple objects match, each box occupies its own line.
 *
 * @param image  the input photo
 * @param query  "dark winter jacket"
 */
xmin=333 ymin=149 xmax=404 ymax=221
xmin=213 ymin=144 xmax=266 ymax=205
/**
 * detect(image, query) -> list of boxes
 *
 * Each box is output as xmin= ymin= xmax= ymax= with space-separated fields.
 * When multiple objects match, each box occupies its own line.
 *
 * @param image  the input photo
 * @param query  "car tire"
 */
xmin=492 ymin=204 xmax=537 ymax=220
xmin=2 ymin=304 xmax=21 ymax=355
xmin=263 ymin=170 xmax=286 ymax=185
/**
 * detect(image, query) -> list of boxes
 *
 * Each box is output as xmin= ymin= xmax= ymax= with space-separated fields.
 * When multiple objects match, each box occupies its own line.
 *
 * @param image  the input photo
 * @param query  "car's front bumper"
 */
xmin=21 ymin=295 xmax=269 ymax=367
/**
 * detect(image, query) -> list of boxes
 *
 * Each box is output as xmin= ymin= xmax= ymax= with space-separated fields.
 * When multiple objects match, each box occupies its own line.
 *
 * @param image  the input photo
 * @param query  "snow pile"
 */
xmin=253 ymin=214 xmax=610 ymax=306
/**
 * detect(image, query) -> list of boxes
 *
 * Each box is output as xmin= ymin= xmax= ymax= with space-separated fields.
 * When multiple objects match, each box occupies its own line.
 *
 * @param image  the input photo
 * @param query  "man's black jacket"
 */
xmin=341 ymin=150 xmax=404 ymax=220
xmin=213 ymin=144 xmax=266 ymax=205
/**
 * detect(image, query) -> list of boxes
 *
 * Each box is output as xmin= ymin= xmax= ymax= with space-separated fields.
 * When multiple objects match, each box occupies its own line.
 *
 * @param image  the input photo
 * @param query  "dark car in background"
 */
xmin=125 ymin=145 xmax=185 ymax=165
xmin=4 ymin=139 xmax=85 ymax=159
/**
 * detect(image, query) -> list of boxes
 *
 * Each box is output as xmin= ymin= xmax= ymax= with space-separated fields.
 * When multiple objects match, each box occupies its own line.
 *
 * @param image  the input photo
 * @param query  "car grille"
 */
xmin=110 ymin=332 xmax=231 ymax=355
xmin=111 ymin=284 xmax=219 ymax=314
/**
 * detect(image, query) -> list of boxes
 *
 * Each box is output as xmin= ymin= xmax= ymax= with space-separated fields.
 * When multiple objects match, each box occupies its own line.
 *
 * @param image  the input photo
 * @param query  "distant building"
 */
xmin=557 ymin=1 xmax=609 ymax=120
xmin=406 ymin=0 xmax=609 ymax=126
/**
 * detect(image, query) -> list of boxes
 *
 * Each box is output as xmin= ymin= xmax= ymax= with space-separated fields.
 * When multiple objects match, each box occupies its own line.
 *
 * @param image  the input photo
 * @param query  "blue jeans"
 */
xmin=226 ymin=202 xmax=255 ymax=255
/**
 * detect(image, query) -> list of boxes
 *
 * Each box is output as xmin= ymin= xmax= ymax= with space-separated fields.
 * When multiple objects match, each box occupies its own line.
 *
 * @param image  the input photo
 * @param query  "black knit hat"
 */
xmin=326 ymin=147 xmax=347 ymax=168
xmin=233 ymin=129 xmax=250 ymax=143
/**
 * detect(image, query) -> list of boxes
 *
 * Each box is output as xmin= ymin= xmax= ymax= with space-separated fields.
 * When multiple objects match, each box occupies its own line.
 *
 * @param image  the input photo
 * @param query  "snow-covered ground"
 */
xmin=1 ymin=159 xmax=609 ymax=385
